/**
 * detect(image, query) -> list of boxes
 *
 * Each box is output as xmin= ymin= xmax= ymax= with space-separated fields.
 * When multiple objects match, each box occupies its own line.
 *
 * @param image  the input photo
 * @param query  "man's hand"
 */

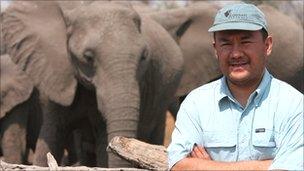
xmin=188 ymin=143 xmax=211 ymax=160
xmin=172 ymin=143 xmax=272 ymax=170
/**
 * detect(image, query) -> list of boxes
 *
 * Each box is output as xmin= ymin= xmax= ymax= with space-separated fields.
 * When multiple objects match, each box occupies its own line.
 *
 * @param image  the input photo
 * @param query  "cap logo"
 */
xmin=228 ymin=13 xmax=248 ymax=20
xmin=224 ymin=10 xmax=232 ymax=17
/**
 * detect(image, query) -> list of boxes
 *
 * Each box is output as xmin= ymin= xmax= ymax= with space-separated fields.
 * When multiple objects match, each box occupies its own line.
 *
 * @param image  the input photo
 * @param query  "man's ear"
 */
xmin=265 ymin=35 xmax=273 ymax=56
xmin=213 ymin=41 xmax=219 ymax=60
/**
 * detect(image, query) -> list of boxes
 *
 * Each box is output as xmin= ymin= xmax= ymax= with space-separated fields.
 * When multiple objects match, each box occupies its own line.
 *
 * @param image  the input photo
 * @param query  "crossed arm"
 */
xmin=171 ymin=145 xmax=272 ymax=170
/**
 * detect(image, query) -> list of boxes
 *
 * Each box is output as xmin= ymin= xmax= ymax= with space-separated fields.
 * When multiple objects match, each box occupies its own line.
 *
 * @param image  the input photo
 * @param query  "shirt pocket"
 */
xmin=202 ymin=131 xmax=237 ymax=161
xmin=251 ymin=129 xmax=277 ymax=160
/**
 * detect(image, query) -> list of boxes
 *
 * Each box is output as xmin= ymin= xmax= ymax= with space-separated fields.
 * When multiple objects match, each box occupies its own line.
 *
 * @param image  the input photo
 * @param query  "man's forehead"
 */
xmin=217 ymin=30 xmax=257 ymax=36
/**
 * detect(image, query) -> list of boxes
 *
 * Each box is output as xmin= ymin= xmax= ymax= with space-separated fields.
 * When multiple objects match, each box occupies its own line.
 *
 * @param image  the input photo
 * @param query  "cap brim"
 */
xmin=208 ymin=22 xmax=263 ymax=32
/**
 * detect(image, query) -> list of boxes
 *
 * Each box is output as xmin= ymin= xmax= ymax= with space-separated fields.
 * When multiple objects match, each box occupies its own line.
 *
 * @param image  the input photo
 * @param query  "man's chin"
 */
xmin=228 ymin=72 xmax=250 ymax=84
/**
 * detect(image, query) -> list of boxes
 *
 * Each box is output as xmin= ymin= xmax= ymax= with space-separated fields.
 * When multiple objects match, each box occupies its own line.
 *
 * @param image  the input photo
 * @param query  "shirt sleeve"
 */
xmin=167 ymin=92 xmax=204 ymax=169
xmin=269 ymin=99 xmax=304 ymax=170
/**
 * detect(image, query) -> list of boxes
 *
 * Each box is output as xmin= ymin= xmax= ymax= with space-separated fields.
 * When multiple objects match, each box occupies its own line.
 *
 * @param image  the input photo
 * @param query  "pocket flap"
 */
xmin=203 ymin=131 xmax=236 ymax=147
xmin=252 ymin=129 xmax=276 ymax=147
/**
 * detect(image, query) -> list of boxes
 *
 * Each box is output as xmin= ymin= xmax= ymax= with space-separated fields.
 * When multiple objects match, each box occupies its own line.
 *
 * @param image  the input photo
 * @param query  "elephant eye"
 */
xmin=140 ymin=48 xmax=148 ymax=62
xmin=83 ymin=49 xmax=95 ymax=64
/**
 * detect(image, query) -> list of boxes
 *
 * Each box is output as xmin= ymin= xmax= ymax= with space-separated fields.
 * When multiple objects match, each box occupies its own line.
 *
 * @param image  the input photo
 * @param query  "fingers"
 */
xmin=196 ymin=145 xmax=211 ymax=160
xmin=189 ymin=143 xmax=211 ymax=160
xmin=187 ymin=144 xmax=198 ymax=158
xmin=190 ymin=150 xmax=198 ymax=158
xmin=193 ymin=144 xmax=205 ymax=158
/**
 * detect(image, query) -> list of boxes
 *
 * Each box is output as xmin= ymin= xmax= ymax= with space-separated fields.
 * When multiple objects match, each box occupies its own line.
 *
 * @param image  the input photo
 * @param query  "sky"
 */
xmin=1 ymin=0 xmax=11 ymax=11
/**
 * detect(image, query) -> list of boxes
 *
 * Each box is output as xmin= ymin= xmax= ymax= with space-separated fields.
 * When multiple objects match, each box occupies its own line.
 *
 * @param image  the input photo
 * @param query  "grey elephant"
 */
xmin=1 ymin=1 xmax=183 ymax=167
xmin=151 ymin=2 xmax=303 ymax=101
xmin=0 ymin=54 xmax=42 ymax=164
xmin=259 ymin=4 xmax=303 ymax=92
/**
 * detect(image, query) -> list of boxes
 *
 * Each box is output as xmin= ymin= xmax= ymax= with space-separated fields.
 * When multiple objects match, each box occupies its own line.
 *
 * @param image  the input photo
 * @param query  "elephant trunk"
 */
xmin=95 ymin=69 xmax=140 ymax=167
xmin=105 ymin=103 xmax=139 ymax=168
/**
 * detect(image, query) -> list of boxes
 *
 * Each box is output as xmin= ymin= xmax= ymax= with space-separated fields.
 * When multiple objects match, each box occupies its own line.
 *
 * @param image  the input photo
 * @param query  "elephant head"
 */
xmin=1 ymin=1 xmax=77 ymax=106
xmin=64 ymin=2 xmax=144 ymax=135
xmin=0 ymin=54 xmax=33 ymax=118
xmin=0 ymin=54 xmax=42 ymax=164
xmin=148 ymin=2 xmax=222 ymax=97
xmin=2 ymin=1 xmax=183 ymax=167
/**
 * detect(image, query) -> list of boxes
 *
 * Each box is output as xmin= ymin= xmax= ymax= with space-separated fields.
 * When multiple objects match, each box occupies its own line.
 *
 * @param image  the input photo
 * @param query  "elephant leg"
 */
xmin=95 ymin=122 xmax=108 ymax=167
xmin=88 ymin=113 xmax=107 ymax=167
xmin=70 ymin=129 xmax=82 ymax=166
xmin=60 ymin=132 xmax=77 ymax=166
xmin=26 ymin=89 xmax=42 ymax=152
xmin=66 ymin=133 xmax=78 ymax=165
xmin=33 ymin=99 xmax=69 ymax=166
xmin=71 ymin=125 xmax=96 ymax=167
xmin=1 ymin=105 xmax=28 ymax=164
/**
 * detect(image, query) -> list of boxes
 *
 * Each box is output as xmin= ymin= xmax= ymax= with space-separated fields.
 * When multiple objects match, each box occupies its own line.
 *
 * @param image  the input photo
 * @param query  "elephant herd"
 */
xmin=0 ymin=1 xmax=302 ymax=168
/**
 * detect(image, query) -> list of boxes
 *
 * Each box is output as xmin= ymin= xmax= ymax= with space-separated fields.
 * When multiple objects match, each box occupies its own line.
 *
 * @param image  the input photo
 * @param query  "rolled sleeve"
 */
xmin=167 ymin=92 xmax=203 ymax=169
xmin=167 ymin=129 xmax=194 ymax=169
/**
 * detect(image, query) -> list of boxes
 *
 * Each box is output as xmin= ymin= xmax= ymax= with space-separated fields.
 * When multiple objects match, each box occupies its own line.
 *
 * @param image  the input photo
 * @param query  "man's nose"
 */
xmin=230 ymin=43 xmax=243 ymax=58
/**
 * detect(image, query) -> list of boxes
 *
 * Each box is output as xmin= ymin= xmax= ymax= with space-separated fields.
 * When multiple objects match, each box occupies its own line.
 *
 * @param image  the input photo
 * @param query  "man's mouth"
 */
xmin=230 ymin=62 xmax=248 ymax=67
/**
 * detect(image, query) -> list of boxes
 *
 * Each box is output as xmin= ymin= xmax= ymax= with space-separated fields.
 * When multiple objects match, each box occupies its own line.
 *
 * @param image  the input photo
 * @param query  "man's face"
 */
xmin=213 ymin=30 xmax=272 ymax=87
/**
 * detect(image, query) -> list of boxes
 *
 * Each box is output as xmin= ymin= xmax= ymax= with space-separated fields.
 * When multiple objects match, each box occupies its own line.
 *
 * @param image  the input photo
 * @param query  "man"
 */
xmin=167 ymin=3 xmax=303 ymax=170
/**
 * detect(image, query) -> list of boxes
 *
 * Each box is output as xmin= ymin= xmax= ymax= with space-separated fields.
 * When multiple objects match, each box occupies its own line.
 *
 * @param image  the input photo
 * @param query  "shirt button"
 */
xmin=241 ymin=138 xmax=246 ymax=144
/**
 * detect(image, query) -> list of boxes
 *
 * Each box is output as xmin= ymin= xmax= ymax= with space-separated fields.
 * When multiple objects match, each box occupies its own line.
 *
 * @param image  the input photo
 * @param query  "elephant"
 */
xmin=259 ymin=4 xmax=303 ymax=93
xmin=1 ymin=1 xmax=183 ymax=167
xmin=149 ymin=2 xmax=303 ymax=113
xmin=0 ymin=54 xmax=85 ymax=166
xmin=0 ymin=54 xmax=42 ymax=164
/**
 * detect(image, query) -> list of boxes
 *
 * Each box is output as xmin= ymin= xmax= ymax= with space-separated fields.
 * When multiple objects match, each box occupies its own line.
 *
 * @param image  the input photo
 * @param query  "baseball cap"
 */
xmin=208 ymin=3 xmax=268 ymax=33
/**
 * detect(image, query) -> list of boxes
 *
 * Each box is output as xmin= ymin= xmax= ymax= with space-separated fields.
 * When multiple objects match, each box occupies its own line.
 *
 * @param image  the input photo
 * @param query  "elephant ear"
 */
xmin=0 ymin=54 xmax=33 ymax=118
xmin=147 ymin=2 xmax=219 ymax=40
xmin=147 ymin=8 xmax=193 ymax=42
xmin=148 ymin=3 xmax=221 ymax=96
xmin=259 ymin=5 xmax=303 ymax=81
xmin=1 ymin=1 xmax=77 ymax=106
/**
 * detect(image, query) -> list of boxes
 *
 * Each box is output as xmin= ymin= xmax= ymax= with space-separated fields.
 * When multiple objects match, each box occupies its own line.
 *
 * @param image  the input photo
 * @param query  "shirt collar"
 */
xmin=218 ymin=77 xmax=231 ymax=100
xmin=253 ymin=69 xmax=272 ymax=107
xmin=217 ymin=69 xmax=272 ymax=107
xmin=218 ymin=76 xmax=235 ymax=106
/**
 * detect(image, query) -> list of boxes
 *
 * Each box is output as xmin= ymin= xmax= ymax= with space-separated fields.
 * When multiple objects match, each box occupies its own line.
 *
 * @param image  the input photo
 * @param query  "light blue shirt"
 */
xmin=167 ymin=70 xmax=303 ymax=170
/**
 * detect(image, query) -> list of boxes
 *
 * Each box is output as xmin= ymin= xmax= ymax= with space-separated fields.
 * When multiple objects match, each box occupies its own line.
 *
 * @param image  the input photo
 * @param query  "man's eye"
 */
xmin=242 ymin=41 xmax=252 ymax=44
xmin=221 ymin=43 xmax=231 ymax=46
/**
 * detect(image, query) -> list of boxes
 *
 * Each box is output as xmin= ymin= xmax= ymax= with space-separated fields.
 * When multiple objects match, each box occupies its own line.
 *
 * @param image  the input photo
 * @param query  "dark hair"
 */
xmin=213 ymin=28 xmax=269 ymax=41
xmin=260 ymin=28 xmax=268 ymax=41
